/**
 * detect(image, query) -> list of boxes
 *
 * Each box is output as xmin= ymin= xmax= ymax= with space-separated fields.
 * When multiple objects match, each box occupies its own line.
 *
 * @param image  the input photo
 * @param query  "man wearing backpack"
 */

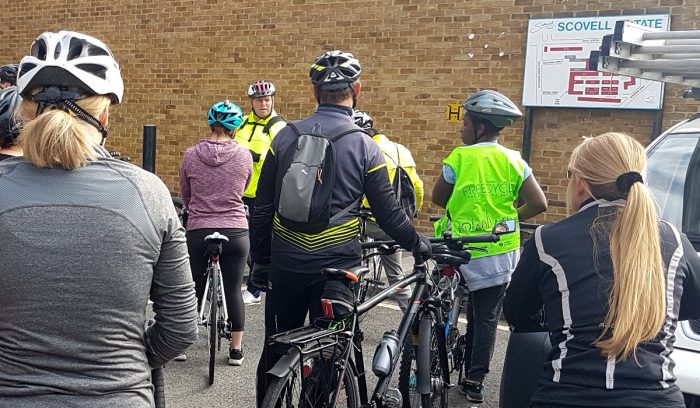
xmin=353 ymin=110 xmax=424 ymax=312
xmin=250 ymin=50 xmax=431 ymax=405
xmin=236 ymin=80 xmax=286 ymax=305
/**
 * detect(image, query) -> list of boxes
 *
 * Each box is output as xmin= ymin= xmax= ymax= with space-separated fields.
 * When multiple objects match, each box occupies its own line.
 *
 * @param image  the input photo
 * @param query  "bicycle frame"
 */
xmin=265 ymin=263 xmax=431 ymax=408
xmin=198 ymin=258 xmax=229 ymax=327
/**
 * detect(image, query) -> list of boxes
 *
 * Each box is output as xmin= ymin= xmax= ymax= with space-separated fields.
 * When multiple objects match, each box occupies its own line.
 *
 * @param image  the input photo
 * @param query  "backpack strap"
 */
xmin=262 ymin=115 xmax=285 ymax=135
xmin=329 ymin=197 xmax=362 ymax=225
xmin=286 ymin=121 xmax=302 ymax=137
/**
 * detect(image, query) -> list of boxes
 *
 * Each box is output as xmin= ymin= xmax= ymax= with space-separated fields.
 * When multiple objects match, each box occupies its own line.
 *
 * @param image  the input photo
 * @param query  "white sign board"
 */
xmin=523 ymin=15 xmax=670 ymax=109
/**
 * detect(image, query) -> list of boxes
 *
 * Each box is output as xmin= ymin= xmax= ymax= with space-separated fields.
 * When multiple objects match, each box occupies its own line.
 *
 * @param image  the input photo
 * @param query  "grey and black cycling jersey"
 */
xmin=0 ymin=147 xmax=198 ymax=407
xmin=505 ymin=198 xmax=700 ymax=407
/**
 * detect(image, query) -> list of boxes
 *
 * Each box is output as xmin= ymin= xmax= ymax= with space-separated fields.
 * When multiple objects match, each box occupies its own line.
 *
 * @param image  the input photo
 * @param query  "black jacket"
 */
xmin=251 ymin=104 xmax=419 ymax=273
xmin=505 ymin=199 xmax=700 ymax=407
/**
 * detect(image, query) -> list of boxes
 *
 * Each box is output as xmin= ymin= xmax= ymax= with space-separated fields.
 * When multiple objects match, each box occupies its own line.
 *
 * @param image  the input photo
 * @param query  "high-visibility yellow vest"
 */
xmin=234 ymin=111 xmax=286 ymax=198
xmin=435 ymin=144 xmax=524 ymax=258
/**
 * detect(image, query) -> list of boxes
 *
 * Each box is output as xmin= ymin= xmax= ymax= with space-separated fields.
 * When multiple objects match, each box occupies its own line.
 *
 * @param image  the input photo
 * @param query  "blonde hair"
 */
xmin=567 ymin=132 xmax=665 ymax=361
xmin=16 ymin=96 xmax=111 ymax=169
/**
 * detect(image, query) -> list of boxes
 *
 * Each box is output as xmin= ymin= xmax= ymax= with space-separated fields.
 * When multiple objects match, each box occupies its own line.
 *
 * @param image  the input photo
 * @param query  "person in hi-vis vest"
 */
xmin=432 ymin=90 xmax=547 ymax=404
xmin=236 ymin=80 xmax=286 ymax=305
xmin=353 ymin=110 xmax=424 ymax=313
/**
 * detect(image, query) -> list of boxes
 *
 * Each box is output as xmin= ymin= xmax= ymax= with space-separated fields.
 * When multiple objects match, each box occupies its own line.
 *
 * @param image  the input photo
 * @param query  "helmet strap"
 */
xmin=34 ymin=87 xmax=109 ymax=141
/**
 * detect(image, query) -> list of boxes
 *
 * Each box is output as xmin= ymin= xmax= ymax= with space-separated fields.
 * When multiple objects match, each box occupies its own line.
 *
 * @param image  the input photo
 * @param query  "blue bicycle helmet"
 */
xmin=207 ymin=100 xmax=243 ymax=131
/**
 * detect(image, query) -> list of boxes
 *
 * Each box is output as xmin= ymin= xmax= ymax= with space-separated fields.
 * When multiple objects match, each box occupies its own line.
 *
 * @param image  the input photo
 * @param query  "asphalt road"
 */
xmin=160 ymin=290 xmax=510 ymax=408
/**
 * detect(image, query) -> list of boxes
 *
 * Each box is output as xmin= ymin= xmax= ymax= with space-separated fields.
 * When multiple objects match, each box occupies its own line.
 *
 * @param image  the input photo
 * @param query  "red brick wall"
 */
xmin=2 ymin=0 xmax=698 ymax=232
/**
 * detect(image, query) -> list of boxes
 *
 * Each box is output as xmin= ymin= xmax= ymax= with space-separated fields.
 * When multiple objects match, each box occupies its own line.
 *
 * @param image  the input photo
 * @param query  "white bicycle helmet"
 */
xmin=17 ymin=31 xmax=123 ymax=104
xmin=462 ymin=90 xmax=522 ymax=128
xmin=247 ymin=80 xmax=276 ymax=98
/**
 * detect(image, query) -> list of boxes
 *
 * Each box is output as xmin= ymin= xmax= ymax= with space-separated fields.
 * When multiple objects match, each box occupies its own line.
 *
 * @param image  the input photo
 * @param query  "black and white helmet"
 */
xmin=462 ymin=90 xmax=522 ymax=128
xmin=309 ymin=50 xmax=361 ymax=91
xmin=0 ymin=64 xmax=18 ymax=85
xmin=17 ymin=31 xmax=123 ymax=104
xmin=0 ymin=86 xmax=22 ymax=147
xmin=352 ymin=110 xmax=373 ymax=129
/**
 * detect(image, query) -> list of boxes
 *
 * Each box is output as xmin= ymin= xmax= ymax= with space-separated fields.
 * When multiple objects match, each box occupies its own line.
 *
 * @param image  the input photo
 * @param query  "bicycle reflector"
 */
xmin=321 ymin=299 xmax=335 ymax=319
xmin=441 ymin=265 xmax=457 ymax=277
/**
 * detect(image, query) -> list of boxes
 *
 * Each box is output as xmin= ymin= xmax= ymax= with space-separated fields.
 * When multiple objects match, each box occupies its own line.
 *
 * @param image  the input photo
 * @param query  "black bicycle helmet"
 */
xmin=0 ymin=64 xmax=18 ymax=85
xmin=0 ymin=86 xmax=22 ymax=147
xmin=309 ymin=50 xmax=361 ymax=91
xmin=462 ymin=90 xmax=523 ymax=128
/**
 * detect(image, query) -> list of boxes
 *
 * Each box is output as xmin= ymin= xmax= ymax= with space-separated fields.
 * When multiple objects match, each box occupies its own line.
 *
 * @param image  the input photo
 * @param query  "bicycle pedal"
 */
xmin=382 ymin=387 xmax=403 ymax=408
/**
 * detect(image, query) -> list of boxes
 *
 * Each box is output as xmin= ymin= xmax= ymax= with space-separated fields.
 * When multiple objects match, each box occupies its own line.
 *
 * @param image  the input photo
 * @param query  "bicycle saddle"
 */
xmin=204 ymin=232 xmax=229 ymax=242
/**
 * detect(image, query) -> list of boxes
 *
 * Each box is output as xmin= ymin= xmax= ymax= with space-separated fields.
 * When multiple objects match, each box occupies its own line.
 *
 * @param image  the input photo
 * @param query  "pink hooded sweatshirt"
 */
xmin=179 ymin=139 xmax=252 ymax=230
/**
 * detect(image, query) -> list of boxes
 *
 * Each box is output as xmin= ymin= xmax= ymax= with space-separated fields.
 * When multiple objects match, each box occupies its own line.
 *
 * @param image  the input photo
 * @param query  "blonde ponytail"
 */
xmin=17 ymin=96 xmax=111 ymax=169
xmin=568 ymin=132 xmax=665 ymax=361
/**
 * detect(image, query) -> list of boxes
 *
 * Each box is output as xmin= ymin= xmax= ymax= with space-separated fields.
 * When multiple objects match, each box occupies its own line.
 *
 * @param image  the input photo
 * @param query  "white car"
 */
xmin=646 ymin=113 xmax=700 ymax=407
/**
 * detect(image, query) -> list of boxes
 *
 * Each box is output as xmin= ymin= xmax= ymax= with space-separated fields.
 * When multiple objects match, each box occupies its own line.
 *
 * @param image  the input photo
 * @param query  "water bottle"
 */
xmin=372 ymin=330 xmax=400 ymax=377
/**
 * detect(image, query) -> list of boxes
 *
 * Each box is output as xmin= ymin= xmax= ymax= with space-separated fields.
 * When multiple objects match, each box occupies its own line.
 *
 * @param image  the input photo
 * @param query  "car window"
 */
xmin=647 ymin=132 xmax=700 ymax=248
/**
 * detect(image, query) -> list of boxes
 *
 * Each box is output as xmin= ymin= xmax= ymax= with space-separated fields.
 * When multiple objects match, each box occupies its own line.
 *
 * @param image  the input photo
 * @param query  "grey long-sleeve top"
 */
xmin=0 ymin=148 xmax=198 ymax=407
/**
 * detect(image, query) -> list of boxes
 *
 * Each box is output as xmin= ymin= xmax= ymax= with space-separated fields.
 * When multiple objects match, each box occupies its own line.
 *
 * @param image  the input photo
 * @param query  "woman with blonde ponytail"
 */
xmin=0 ymin=31 xmax=198 ymax=407
xmin=505 ymin=132 xmax=700 ymax=408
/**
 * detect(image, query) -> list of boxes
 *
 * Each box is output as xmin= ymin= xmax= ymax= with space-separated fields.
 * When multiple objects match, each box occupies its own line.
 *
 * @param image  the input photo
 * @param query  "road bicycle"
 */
xmin=199 ymin=232 xmax=231 ymax=385
xmin=259 ymin=232 xmax=504 ymax=408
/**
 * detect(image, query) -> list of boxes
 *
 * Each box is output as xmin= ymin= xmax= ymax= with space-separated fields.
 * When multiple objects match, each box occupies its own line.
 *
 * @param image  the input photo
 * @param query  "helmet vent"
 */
xmin=68 ymin=38 xmax=87 ymax=60
xmin=77 ymin=64 xmax=107 ymax=79
xmin=31 ymin=40 xmax=47 ymax=61
xmin=54 ymin=42 xmax=62 ymax=59
xmin=19 ymin=63 xmax=36 ymax=77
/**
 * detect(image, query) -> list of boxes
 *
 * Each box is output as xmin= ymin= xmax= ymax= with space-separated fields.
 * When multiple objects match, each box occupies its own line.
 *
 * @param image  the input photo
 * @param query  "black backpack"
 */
xmin=390 ymin=144 xmax=418 ymax=219
xmin=276 ymin=122 xmax=367 ymax=234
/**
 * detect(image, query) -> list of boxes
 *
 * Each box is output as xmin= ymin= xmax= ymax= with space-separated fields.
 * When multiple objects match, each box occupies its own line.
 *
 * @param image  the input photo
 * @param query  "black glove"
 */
xmin=249 ymin=149 xmax=261 ymax=162
xmin=412 ymin=235 xmax=432 ymax=264
xmin=249 ymin=263 xmax=271 ymax=292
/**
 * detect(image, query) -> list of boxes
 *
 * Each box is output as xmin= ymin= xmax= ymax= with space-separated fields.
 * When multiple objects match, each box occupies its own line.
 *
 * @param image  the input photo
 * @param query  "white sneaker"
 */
xmin=241 ymin=290 xmax=261 ymax=305
xmin=173 ymin=353 xmax=187 ymax=362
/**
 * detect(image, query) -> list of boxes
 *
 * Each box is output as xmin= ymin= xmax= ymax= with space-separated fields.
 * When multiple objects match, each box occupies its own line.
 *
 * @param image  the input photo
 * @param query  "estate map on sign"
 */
xmin=522 ymin=15 xmax=670 ymax=110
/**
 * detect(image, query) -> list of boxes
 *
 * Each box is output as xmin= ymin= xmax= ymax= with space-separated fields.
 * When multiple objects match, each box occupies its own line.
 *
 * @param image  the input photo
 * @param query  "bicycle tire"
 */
xmin=208 ymin=265 xmax=219 ymax=386
xmin=152 ymin=367 xmax=166 ymax=408
xmin=260 ymin=348 xmax=359 ymax=408
xmin=358 ymin=247 xmax=384 ymax=305
xmin=398 ymin=320 xmax=449 ymax=408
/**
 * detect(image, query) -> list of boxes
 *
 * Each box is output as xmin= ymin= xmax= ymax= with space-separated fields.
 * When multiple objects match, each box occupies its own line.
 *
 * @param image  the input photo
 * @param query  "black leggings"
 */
xmin=186 ymin=228 xmax=249 ymax=331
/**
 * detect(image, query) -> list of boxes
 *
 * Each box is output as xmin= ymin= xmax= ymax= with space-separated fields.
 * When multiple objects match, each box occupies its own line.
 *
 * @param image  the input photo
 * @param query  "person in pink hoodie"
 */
xmin=179 ymin=100 xmax=252 ymax=366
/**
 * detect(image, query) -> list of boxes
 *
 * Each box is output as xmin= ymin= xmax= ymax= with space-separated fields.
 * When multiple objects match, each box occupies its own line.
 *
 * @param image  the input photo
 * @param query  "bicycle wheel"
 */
xmin=359 ymin=246 xmax=384 ymax=305
xmin=398 ymin=320 xmax=449 ymax=408
xmin=261 ymin=348 xmax=359 ymax=408
xmin=208 ymin=265 xmax=219 ymax=385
